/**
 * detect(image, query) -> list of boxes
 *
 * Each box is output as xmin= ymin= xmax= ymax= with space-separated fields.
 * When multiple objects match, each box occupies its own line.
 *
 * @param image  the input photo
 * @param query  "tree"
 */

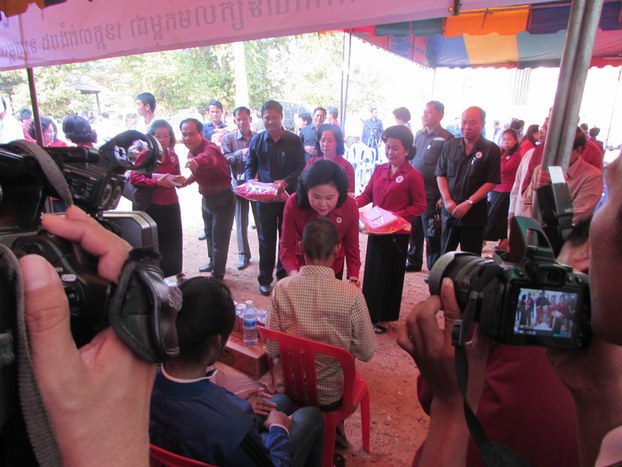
xmin=0 ymin=70 xmax=26 ymax=112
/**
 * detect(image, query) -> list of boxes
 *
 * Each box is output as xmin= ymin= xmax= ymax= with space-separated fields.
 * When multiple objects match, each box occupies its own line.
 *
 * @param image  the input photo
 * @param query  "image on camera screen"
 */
xmin=512 ymin=287 xmax=579 ymax=339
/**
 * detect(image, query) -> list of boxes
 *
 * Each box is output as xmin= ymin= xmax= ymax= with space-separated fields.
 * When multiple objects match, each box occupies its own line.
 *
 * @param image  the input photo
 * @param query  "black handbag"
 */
xmin=426 ymin=207 xmax=442 ymax=238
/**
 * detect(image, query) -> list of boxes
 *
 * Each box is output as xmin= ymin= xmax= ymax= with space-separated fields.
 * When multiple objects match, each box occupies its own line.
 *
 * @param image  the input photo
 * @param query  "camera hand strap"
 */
xmin=0 ymin=245 xmax=63 ymax=466
xmin=453 ymin=265 xmax=530 ymax=467
xmin=11 ymin=140 xmax=74 ymax=207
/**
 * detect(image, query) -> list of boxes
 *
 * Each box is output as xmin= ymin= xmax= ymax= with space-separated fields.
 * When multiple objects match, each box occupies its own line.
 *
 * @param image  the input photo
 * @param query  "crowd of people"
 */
xmin=4 ymin=88 xmax=619 ymax=467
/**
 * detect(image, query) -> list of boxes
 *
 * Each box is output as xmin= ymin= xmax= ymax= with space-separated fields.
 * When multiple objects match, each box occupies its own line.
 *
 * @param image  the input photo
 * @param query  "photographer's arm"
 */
xmin=548 ymin=339 xmax=622 ymax=467
xmin=397 ymin=279 xmax=489 ymax=467
xmin=20 ymin=206 xmax=154 ymax=467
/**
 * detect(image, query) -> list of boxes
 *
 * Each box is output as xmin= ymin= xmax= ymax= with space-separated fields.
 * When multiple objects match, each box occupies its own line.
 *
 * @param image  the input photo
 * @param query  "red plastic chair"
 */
xmin=149 ymin=444 xmax=217 ymax=467
xmin=258 ymin=326 xmax=371 ymax=467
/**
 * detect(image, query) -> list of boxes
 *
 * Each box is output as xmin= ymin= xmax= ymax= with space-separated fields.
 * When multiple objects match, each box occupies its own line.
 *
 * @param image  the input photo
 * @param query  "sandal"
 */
xmin=373 ymin=324 xmax=387 ymax=334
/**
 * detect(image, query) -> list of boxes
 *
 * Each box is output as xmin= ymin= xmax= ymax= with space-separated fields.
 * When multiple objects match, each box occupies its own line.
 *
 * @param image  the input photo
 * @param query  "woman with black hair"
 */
xmin=305 ymin=124 xmax=355 ymax=195
xmin=355 ymin=125 xmax=426 ymax=333
xmin=62 ymin=115 xmax=98 ymax=148
xmin=129 ymin=119 xmax=186 ymax=279
xmin=280 ymin=159 xmax=360 ymax=282
xmin=519 ymin=123 xmax=540 ymax=156
xmin=29 ymin=116 xmax=66 ymax=147
xmin=484 ymin=128 xmax=522 ymax=249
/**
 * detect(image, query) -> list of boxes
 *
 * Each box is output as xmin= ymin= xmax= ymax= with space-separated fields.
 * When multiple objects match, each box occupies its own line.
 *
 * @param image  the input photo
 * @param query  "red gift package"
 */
xmin=359 ymin=206 xmax=411 ymax=234
xmin=235 ymin=180 xmax=290 ymax=203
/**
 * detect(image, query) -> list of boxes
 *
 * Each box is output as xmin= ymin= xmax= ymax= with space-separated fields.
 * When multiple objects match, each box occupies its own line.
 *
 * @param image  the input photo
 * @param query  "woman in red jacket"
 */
xmin=129 ymin=119 xmax=186 ymax=279
xmin=305 ymin=124 xmax=355 ymax=195
xmin=484 ymin=128 xmax=522 ymax=251
xmin=355 ymin=125 xmax=426 ymax=333
xmin=280 ymin=159 xmax=360 ymax=283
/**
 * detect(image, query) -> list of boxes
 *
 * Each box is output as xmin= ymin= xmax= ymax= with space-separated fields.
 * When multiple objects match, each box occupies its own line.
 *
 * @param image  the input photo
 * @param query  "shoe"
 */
xmin=237 ymin=257 xmax=250 ymax=270
xmin=210 ymin=273 xmax=224 ymax=282
xmin=198 ymin=231 xmax=206 ymax=241
xmin=424 ymin=276 xmax=430 ymax=284
xmin=405 ymin=261 xmax=422 ymax=272
xmin=199 ymin=262 xmax=213 ymax=273
xmin=259 ymin=284 xmax=271 ymax=296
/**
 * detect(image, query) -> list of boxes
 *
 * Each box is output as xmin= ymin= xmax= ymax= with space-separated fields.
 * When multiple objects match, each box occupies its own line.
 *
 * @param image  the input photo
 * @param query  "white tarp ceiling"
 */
xmin=0 ymin=0 xmax=551 ymax=71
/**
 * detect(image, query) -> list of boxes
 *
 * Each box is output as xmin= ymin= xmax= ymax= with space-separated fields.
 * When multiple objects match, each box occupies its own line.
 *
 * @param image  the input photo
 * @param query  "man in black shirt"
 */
xmin=407 ymin=101 xmax=454 ymax=271
xmin=435 ymin=106 xmax=500 ymax=256
xmin=245 ymin=100 xmax=306 ymax=296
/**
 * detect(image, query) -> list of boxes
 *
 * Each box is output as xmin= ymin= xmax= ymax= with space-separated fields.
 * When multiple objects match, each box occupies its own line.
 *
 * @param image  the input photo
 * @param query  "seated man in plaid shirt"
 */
xmin=265 ymin=217 xmax=376 ymax=459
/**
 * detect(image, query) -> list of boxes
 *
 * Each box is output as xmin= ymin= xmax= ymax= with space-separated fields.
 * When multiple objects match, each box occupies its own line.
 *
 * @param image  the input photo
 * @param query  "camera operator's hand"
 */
xmin=547 ymin=338 xmax=622 ymax=467
xmin=20 ymin=206 xmax=154 ymax=466
xmin=397 ymin=278 xmax=489 ymax=467
xmin=536 ymin=169 xmax=551 ymax=188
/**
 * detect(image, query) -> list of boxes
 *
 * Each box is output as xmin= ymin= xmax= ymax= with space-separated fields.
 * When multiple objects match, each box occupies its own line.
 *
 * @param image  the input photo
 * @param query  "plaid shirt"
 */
xmin=266 ymin=266 xmax=376 ymax=405
xmin=221 ymin=129 xmax=255 ymax=186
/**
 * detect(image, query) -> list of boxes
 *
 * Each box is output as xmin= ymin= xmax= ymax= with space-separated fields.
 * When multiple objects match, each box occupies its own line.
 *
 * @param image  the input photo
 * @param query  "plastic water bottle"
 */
xmin=243 ymin=300 xmax=258 ymax=346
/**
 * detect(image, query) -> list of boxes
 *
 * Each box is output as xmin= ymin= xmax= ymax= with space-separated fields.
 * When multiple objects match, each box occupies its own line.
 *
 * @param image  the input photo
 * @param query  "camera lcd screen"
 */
xmin=512 ymin=287 xmax=580 ymax=340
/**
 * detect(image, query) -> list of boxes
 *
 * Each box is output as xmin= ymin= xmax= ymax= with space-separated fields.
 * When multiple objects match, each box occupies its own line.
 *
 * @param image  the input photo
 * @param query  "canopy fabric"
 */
xmin=350 ymin=1 xmax=622 ymax=68
xmin=0 ymin=0 xmax=552 ymax=71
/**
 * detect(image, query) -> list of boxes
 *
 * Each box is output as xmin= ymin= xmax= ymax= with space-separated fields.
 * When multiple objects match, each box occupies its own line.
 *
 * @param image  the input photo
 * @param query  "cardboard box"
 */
xmin=220 ymin=334 xmax=269 ymax=378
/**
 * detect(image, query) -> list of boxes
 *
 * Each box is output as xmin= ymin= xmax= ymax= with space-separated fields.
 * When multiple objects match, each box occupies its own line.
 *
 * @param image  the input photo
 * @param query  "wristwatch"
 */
xmin=466 ymin=198 xmax=474 ymax=206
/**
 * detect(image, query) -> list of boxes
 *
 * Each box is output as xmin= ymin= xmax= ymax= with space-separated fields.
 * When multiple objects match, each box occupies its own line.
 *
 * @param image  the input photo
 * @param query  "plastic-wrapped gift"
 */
xmin=359 ymin=206 xmax=411 ymax=234
xmin=235 ymin=180 xmax=289 ymax=203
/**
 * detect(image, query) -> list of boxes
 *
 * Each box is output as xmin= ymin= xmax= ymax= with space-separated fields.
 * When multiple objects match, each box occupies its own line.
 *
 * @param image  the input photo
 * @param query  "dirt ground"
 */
xmin=120 ymin=178 xmax=432 ymax=466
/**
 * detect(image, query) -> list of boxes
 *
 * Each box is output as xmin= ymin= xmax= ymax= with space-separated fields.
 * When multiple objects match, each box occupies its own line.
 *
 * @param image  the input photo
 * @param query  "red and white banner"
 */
xmin=0 ymin=0 xmax=549 ymax=70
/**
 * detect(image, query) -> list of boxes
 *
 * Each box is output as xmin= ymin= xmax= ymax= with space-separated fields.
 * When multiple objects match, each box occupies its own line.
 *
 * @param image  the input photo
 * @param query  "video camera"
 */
xmin=0 ymin=132 xmax=180 ymax=464
xmin=429 ymin=177 xmax=591 ymax=349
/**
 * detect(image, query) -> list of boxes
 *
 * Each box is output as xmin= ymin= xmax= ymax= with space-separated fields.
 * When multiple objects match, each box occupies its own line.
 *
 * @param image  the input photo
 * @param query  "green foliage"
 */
xmin=0 ymin=32 xmax=391 ymax=121
xmin=244 ymin=38 xmax=287 ymax=106
xmin=0 ymin=70 xmax=26 ymax=110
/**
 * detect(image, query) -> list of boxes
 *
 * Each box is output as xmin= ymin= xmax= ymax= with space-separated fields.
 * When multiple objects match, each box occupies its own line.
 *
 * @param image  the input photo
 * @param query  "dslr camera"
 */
xmin=0 ymin=132 xmax=180 ymax=464
xmin=429 ymin=180 xmax=590 ymax=349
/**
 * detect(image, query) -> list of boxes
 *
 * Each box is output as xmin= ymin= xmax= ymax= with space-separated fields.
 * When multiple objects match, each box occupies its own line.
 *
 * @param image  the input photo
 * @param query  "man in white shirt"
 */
xmin=0 ymin=96 xmax=24 ymax=143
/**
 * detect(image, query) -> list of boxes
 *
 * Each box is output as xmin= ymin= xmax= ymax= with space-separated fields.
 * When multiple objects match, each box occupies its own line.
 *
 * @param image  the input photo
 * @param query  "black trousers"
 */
xmin=406 ymin=216 xmax=424 ymax=269
xmin=143 ymin=202 xmax=183 ymax=278
xmin=201 ymin=190 xmax=236 ymax=278
xmin=440 ymin=219 xmax=485 ymax=256
xmin=256 ymin=201 xmax=287 ymax=286
xmin=408 ymin=212 xmax=443 ymax=270
xmin=362 ymin=234 xmax=409 ymax=323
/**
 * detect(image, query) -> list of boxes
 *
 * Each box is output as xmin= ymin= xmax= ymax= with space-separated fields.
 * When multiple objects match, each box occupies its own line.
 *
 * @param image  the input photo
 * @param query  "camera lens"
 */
xmin=428 ymin=252 xmax=499 ymax=310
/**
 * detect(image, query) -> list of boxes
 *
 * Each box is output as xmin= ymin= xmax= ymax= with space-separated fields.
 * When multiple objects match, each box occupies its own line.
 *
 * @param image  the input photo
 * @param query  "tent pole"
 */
xmin=554 ymin=0 xmax=604 ymax=171
xmin=542 ymin=0 xmax=604 ymax=171
xmin=26 ymin=67 xmax=43 ymax=146
xmin=541 ymin=0 xmax=585 ymax=171
xmin=339 ymin=31 xmax=346 ymax=128
xmin=342 ymin=32 xmax=353 ymax=131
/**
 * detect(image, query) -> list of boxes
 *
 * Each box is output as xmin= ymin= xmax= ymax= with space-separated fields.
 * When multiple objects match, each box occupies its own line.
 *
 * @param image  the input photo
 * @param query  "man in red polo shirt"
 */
xmin=182 ymin=118 xmax=235 ymax=280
